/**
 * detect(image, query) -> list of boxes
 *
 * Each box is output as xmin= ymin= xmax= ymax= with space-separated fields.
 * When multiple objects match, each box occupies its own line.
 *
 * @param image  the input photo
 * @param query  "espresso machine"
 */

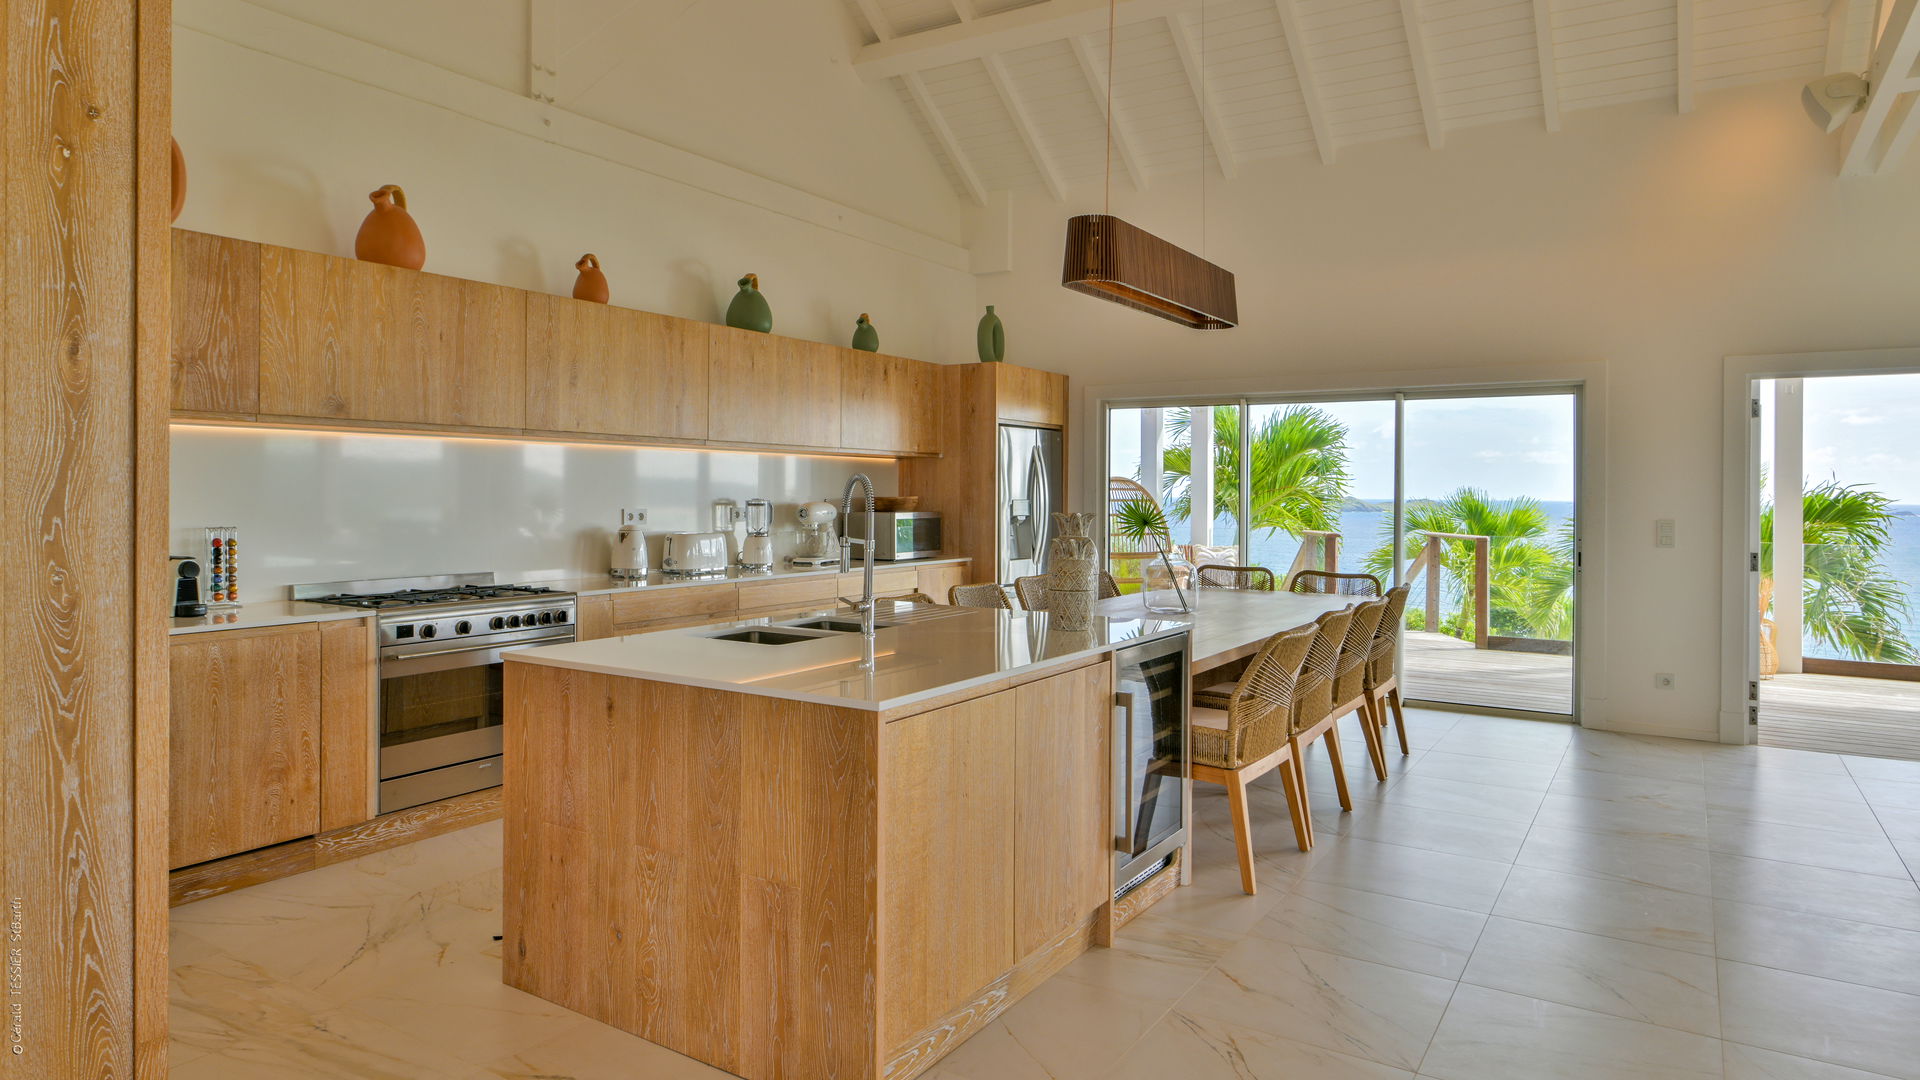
xmin=788 ymin=500 xmax=840 ymax=567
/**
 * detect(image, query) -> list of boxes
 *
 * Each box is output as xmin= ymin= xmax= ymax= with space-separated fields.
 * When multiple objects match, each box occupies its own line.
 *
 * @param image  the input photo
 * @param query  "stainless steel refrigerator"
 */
xmin=997 ymin=424 xmax=1064 ymax=583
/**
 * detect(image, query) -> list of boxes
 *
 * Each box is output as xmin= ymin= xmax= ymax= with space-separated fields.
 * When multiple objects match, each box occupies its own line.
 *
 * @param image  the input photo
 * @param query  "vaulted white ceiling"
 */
xmin=844 ymin=0 xmax=1885 ymax=202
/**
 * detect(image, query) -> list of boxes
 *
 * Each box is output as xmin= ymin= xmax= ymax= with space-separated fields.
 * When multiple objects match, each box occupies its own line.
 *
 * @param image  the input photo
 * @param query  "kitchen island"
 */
xmin=500 ymin=602 xmax=1189 ymax=1080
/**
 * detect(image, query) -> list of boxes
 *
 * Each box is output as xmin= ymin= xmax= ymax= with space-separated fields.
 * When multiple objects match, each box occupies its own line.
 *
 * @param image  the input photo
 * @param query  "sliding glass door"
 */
xmin=1105 ymin=388 xmax=1579 ymax=718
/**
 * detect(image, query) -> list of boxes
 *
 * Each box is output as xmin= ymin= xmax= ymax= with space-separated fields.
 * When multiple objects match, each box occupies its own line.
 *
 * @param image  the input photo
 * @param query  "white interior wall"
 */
xmin=986 ymin=86 xmax=1920 ymax=741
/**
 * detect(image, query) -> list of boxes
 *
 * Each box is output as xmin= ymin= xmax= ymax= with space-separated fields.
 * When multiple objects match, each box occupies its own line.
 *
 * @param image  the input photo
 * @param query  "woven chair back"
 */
xmin=1219 ymin=624 xmax=1318 ymax=766
xmin=1294 ymin=607 xmax=1353 ymax=734
xmin=949 ymin=582 xmax=1013 ymax=609
xmin=1288 ymin=570 xmax=1383 ymax=597
xmin=1195 ymin=564 xmax=1277 ymax=591
xmin=1013 ymin=575 xmax=1052 ymax=611
xmin=1335 ymin=598 xmax=1388 ymax=702
xmin=1369 ymin=585 xmax=1411 ymax=684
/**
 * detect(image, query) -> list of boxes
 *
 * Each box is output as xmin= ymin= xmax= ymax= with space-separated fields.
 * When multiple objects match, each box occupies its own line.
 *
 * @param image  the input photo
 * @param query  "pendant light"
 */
xmin=1061 ymin=0 xmax=1237 ymax=330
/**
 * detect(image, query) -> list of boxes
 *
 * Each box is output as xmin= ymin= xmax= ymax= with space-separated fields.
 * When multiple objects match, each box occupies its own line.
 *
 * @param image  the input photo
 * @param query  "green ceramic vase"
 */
xmin=851 ymin=313 xmax=880 ymax=352
xmin=977 ymin=305 xmax=1005 ymax=363
xmin=726 ymin=273 xmax=773 ymax=333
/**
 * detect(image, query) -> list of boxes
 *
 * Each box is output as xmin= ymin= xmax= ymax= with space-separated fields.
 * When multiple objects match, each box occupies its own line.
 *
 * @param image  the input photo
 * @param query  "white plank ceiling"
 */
xmin=849 ymin=0 xmax=1882 ymax=201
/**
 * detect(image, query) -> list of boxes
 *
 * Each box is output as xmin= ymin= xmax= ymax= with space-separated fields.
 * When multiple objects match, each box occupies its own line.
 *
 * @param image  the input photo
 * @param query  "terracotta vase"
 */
xmin=169 ymin=138 xmax=187 ymax=223
xmin=725 ymin=273 xmax=773 ymax=333
xmin=354 ymin=184 xmax=426 ymax=270
xmin=572 ymin=253 xmax=610 ymax=304
xmin=851 ymin=313 xmax=879 ymax=352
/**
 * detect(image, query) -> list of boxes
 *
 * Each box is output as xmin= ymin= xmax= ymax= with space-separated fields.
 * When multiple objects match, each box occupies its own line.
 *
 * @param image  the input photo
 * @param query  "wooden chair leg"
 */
xmin=1356 ymin=695 xmax=1389 ymax=781
xmin=1279 ymin=754 xmax=1311 ymax=852
xmin=1323 ymin=726 xmax=1354 ymax=812
xmin=1225 ymin=769 xmax=1258 ymax=894
xmin=1390 ymin=687 xmax=1410 ymax=755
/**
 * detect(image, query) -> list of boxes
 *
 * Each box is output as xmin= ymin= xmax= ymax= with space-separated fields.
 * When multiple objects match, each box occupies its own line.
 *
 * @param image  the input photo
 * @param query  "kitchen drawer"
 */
xmin=736 ymin=575 xmax=839 ymax=613
xmin=841 ymin=567 xmax=922 ymax=597
xmin=610 ymin=612 xmax=743 ymax=636
xmin=610 ymin=584 xmax=737 ymax=625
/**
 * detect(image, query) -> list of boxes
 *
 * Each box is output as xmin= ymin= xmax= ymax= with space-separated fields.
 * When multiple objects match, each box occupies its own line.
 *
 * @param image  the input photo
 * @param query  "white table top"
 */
xmin=1093 ymin=589 xmax=1357 ymax=672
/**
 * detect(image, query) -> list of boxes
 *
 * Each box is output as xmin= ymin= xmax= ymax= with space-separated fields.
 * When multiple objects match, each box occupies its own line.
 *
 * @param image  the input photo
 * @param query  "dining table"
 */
xmin=1093 ymin=587 xmax=1358 ymax=678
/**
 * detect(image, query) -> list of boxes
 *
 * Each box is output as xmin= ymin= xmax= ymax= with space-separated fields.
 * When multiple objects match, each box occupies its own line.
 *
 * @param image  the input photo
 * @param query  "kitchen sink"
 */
xmin=708 ymin=629 xmax=832 ymax=646
xmin=784 ymin=618 xmax=898 ymax=633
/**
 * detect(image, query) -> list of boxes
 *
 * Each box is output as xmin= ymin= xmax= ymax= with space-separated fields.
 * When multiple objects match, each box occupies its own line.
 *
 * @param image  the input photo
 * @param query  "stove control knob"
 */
xmin=454 ymin=620 xmax=473 ymax=636
xmin=419 ymin=624 xmax=438 ymax=639
xmin=506 ymin=614 xmax=523 ymax=628
xmin=538 ymin=611 xmax=554 ymax=625
xmin=489 ymin=616 xmax=507 ymax=631
xmin=554 ymin=610 xmax=570 ymax=624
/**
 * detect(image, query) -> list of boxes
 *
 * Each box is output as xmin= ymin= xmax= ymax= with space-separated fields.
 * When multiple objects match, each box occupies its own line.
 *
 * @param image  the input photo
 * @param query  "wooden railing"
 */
xmin=1407 ymin=531 xmax=1491 ymax=649
xmin=1283 ymin=530 xmax=1341 ymax=581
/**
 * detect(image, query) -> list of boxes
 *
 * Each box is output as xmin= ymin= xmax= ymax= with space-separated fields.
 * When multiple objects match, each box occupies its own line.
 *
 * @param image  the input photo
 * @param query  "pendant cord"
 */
xmin=1199 ymin=0 xmax=1208 ymax=258
xmin=1104 ymin=0 xmax=1116 ymax=217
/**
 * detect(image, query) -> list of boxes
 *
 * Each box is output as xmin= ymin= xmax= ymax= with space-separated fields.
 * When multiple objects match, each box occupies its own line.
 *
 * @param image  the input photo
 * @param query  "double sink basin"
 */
xmin=708 ymin=617 xmax=899 ymax=646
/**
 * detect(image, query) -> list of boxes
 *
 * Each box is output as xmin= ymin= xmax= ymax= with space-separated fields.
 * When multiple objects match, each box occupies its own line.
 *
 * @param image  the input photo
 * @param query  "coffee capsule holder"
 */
xmin=202 ymin=526 xmax=242 ymax=608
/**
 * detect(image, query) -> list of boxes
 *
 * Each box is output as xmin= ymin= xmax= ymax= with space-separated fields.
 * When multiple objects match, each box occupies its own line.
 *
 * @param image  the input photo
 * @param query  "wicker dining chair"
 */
xmin=948 ymin=582 xmax=1014 ymax=609
xmin=1327 ymin=597 xmax=1391 ymax=783
xmin=1013 ymin=575 xmax=1052 ymax=611
xmin=1287 ymin=569 xmax=1383 ymax=596
xmin=1189 ymin=623 xmax=1320 ymax=894
xmin=1194 ymin=564 xmax=1277 ymax=592
xmin=1098 ymin=570 xmax=1122 ymax=600
xmin=1366 ymin=585 xmax=1414 ymax=760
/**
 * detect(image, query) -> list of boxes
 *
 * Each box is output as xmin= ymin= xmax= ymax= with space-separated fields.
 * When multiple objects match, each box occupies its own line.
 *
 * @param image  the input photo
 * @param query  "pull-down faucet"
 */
xmin=839 ymin=474 xmax=878 ymax=655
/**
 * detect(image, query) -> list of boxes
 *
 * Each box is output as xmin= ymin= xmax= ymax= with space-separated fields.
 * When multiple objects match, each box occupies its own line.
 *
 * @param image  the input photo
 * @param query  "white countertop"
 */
xmin=168 ymin=600 xmax=375 ymax=636
xmin=505 ymin=602 xmax=1190 ymax=711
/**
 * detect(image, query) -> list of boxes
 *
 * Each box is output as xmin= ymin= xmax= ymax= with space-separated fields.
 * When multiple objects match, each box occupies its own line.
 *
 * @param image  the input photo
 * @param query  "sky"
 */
xmin=1760 ymin=373 xmax=1920 ymax=505
xmin=1108 ymin=394 xmax=1578 ymax=504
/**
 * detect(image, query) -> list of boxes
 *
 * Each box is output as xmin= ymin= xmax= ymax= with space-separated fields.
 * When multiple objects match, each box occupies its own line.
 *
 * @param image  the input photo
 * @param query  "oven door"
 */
xmin=376 ymin=639 xmax=563 ymax=813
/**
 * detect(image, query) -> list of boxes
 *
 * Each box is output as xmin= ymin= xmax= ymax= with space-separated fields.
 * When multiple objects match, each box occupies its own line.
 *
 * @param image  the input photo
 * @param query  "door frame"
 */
xmin=1719 ymin=347 xmax=1920 ymax=744
xmin=1082 ymin=358 xmax=1608 ymax=727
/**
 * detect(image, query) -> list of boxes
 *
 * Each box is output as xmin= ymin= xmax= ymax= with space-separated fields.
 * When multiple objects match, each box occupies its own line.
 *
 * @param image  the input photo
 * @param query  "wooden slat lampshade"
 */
xmin=1061 ymin=214 xmax=1237 ymax=330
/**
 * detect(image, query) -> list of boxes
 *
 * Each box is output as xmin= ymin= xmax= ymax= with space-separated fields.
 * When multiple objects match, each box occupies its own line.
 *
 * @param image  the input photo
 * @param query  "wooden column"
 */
xmin=0 ymin=0 xmax=172 ymax=1076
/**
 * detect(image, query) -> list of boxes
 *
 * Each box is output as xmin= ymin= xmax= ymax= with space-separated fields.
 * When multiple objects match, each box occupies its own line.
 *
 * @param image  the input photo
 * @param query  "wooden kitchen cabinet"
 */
xmin=917 ymin=562 xmax=968 ymax=603
xmin=736 ymin=574 xmax=839 ymax=615
xmin=994 ymin=364 xmax=1068 ymax=428
xmin=839 ymin=566 xmax=922 ymax=598
xmin=840 ymin=351 xmax=938 ymax=455
xmin=169 ymin=624 xmax=323 ymax=868
xmin=525 ymin=295 xmax=709 ymax=440
xmin=707 ymin=327 xmax=842 ymax=448
xmin=1012 ymin=662 xmax=1111 ymax=956
xmin=258 ymin=245 xmax=526 ymax=429
xmin=609 ymin=584 xmax=739 ymax=630
xmin=171 ymin=230 xmax=260 ymax=415
xmin=317 ymin=618 xmax=378 ymax=833
xmin=574 ymin=594 xmax=614 ymax=641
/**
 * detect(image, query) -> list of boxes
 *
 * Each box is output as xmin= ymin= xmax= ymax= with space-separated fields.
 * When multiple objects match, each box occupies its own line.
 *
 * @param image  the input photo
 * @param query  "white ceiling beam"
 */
xmin=1166 ymin=14 xmax=1238 ymax=178
xmin=1274 ymin=0 xmax=1335 ymax=164
xmin=855 ymin=0 xmax=1201 ymax=80
xmin=903 ymin=72 xmax=990 ymax=205
xmin=1827 ymin=0 xmax=1857 ymax=72
xmin=952 ymin=0 xmax=977 ymax=20
xmin=1842 ymin=0 xmax=1920 ymax=174
xmin=983 ymin=55 xmax=1068 ymax=202
xmin=1398 ymin=0 xmax=1445 ymax=148
xmin=855 ymin=0 xmax=895 ymax=41
xmin=528 ymin=0 xmax=562 ymax=104
xmin=1532 ymin=0 xmax=1562 ymax=132
xmin=1676 ymin=0 xmax=1696 ymax=113
xmin=1069 ymin=34 xmax=1147 ymax=189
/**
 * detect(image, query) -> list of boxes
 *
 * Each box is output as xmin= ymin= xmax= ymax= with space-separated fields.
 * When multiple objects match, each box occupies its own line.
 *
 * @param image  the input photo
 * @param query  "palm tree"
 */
xmin=1762 ymin=479 xmax=1915 ymax=664
xmin=1366 ymin=487 xmax=1570 ymax=641
xmin=1159 ymin=406 xmax=1350 ymax=538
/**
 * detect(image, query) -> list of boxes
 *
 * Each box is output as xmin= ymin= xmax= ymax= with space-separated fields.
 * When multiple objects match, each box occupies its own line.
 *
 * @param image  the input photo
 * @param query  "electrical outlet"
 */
xmin=1654 ymin=672 xmax=1675 ymax=690
xmin=620 ymin=508 xmax=647 ymax=527
xmin=1654 ymin=518 xmax=1676 ymax=548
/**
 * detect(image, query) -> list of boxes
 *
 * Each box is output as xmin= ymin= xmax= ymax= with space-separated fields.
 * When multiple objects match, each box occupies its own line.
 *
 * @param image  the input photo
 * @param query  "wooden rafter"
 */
xmin=1532 ymin=0 xmax=1562 ymax=133
xmin=1166 ymin=14 xmax=1238 ymax=178
xmin=903 ymin=72 xmax=990 ymax=205
xmin=1399 ymin=0 xmax=1445 ymax=148
xmin=1069 ymin=34 xmax=1148 ymax=189
xmin=1274 ymin=0 xmax=1335 ymax=163
xmin=1677 ymin=0 xmax=1696 ymax=113
xmin=983 ymin=55 xmax=1068 ymax=201
xmin=1842 ymin=0 xmax=1920 ymax=174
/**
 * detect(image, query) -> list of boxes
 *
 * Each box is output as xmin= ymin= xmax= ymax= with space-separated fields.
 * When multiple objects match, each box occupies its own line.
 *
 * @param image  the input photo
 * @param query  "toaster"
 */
xmin=659 ymin=531 xmax=730 ymax=576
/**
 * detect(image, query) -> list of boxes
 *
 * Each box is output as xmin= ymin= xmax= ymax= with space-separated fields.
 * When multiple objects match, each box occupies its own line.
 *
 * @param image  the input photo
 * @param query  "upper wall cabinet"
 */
xmin=258 ymin=246 xmax=527 ymax=429
xmin=994 ymin=364 xmax=1068 ymax=429
xmin=841 ymin=351 xmax=939 ymax=455
xmin=525 ymin=295 xmax=709 ymax=441
xmin=707 ymin=327 xmax=842 ymax=448
xmin=171 ymin=231 xmax=260 ymax=415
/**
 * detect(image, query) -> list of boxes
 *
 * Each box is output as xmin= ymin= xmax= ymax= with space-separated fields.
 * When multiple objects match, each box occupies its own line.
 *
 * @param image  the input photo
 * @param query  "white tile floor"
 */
xmin=171 ymin=710 xmax=1920 ymax=1080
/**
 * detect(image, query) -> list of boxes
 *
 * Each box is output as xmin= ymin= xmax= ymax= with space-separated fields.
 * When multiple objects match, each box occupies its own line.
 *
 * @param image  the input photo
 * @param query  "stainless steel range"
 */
xmin=293 ymin=573 xmax=577 ymax=813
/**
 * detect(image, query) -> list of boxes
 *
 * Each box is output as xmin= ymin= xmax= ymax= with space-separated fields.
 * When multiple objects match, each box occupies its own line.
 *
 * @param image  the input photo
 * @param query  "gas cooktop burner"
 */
xmin=309 ymin=584 xmax=565 ymax=610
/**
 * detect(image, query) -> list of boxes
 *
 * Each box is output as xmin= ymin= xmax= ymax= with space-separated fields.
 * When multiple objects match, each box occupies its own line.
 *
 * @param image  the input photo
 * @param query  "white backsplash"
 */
xmin=171 ymin=425 xmax=900 ymax=602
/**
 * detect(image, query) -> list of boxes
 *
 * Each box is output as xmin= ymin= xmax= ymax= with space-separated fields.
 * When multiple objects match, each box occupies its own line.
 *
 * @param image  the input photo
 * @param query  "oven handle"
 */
xmin=380 ymin=637 xmax=572 ymax=678
xmin=1114 ymin=689 xmax=1139 ymax=855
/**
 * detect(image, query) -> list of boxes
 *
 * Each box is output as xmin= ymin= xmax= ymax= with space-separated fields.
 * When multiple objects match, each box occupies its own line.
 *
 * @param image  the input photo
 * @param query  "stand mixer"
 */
xmin=788 ymin=500 xmax=841 ymax=567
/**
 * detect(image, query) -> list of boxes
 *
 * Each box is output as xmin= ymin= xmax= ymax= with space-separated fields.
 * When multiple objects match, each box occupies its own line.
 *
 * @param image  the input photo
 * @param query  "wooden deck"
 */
xmin=1403 ymin=631 xmax=1573 ymax=715
xmin=1759 ymin=671 xmax=1920 ymax=762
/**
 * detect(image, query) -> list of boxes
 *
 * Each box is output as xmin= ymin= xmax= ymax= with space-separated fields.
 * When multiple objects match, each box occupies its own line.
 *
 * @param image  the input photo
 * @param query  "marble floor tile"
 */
xmin=1872 ymin=804 xmax=1920 ymax=843
xmin=1531 ymin=791 xmax=1710 ymax=843
xmin=1252 ymin=880 xmax=1488 ymax=979
xmin=1105 ymin=1009 xmax=1418 ymax=1080
xmin=1708 ymin=785 xmax=1882 ymax=833
xmin=1178 ymin=938 xmax=1456 ymax=1071
xmin=1547 ymin=767 xmax=1708 ymax=807
xmin=1724 ymin=1041 xmax=1907 ymax=1080
xmin=1490 ymin=864 xmax=1716 ymax=955
xmin=1321 ymin=800 xmax=1533 ymax=862
xmin=1715 ymin=899 xmax=1920 ymax=997
xmin=1427 ymin=724 xmax=1572 ymax=766
xmin=1559 ymin=741 xmax=1708 ymax=783
xmin=1843 ymin=756 xmax=1920 ymax=784
xmin=1515 ymin=824 xmax=1713 ymax=896
xmin=1374 ymin=774 xmax=1549 ymax=822
xmin=1401 ymin=749 xmax=1560 ymax=792
xmin=930 ymin=974 xmax=1174 ymax=1080
xmin=1302 ymin=836 xmax=1514 ymax=913
xmin=1856 ymin=777 xmax=1920 ymax=810
xmin=1709 ymin=852 xmax=1920 ymax=931
xmin=478 ymin=1014 xmax=734 ymax=1079
xmin=1714 ymin=744 xmax=1854 ymax=774
xmin=1705 ymin=763 xmax=1868 ymax=801
xmin=1458 ymin=917 xmax=1721 ymax=1036
xmin=1419 ymin=984 xmax=1723 ymax=1080
xmin=1717 ymin=960 xmax=1920 ymax=1080
xmin=1707 ymin=813 xmax=1912 ymax=879
xmin=1053 ymin=911 xmax=1240 ymax=1004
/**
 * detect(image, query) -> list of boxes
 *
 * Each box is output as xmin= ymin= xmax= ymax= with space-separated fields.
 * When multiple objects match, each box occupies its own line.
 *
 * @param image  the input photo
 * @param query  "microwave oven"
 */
xmin=845 ymin=511 xmax=943 ymax=561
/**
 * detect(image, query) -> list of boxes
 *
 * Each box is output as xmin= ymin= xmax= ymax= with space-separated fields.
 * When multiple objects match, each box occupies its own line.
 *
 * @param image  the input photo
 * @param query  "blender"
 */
xmin=739 ymin=498 xmax=774 ymax=571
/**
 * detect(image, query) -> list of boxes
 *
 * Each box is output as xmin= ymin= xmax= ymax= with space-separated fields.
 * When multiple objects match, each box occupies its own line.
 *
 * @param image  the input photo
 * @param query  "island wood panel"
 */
xmin=258 ymin=246 xmax=526 ymax=429
xmin=610 ymin=584 xmax=739 ymax=626
xmin=707 ymin=328 xmax=842 ymax=448
xmin=736 ymin=574 xmax=840 ymax=614
xmin=317 ymin=618 xmax=378 ymax=833
xmin=842 ymin=351 xmax=939 ymax=455
xmin=524 ymin=294 xmax=709 ymax=440
xmin=503 ymin=665 xmax=877 ymax=1079
xmin=1012 ymin=661 xmax=1112 ymax=956
xmin=170 ymin=229 xmax=259 ymax=414
xmin=917 ymin=563 xmax=969 ymax=604
xmin=841 ymin=566 xmax=924 ymax=599
xmin=878 ymin=690 xmax=1016 ymax=1051
xmin=994 ymin=364 xmax=1068 ymax=428
xmin=575 ymin=594 xmax=615 ymax=640
xmin=167 ymin=624 xmax=322 ymax=868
